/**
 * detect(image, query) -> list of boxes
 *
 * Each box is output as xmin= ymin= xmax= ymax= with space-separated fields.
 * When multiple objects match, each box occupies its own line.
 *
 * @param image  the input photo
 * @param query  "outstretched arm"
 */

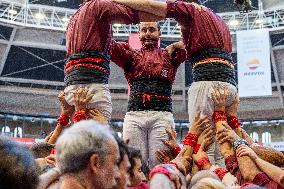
xmin=212 ymin=87 xmax=262 ymax=183
xmin=113 ymin=0 xmax=167 ymax=18
xmin=237 ymin=145 xmax=284 ymax=187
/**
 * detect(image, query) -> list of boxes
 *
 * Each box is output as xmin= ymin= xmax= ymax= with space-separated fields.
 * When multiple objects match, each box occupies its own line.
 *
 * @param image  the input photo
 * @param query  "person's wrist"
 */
xmin=195 ymin=157 xmax=211 ymax=170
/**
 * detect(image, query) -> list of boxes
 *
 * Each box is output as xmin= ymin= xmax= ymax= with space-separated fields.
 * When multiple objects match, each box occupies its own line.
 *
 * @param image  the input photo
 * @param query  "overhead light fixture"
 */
xmin=113 ymin=23 xmax=122 ymax=27
xmin=35 ymin=12 xmax=45 ymax=20
xmin=229 ymin=19 xmax=239 ymax=26
xmin=255 ymin=19 xmax=264 ymax=24
xmin=62 ymin=17 xmax=70 ymax=22
xmin=8 ymin=9 xmax=17 ymax=15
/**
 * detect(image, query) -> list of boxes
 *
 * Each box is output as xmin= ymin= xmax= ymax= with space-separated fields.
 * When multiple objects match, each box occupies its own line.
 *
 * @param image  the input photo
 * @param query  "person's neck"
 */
xmin=60 ymin=173 xmax=91 ymax=189
xmin=141 ymin=41 xmax=159 ymax=50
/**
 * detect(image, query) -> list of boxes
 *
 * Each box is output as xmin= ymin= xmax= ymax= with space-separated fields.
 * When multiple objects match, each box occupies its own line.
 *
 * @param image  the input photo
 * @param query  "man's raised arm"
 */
xmin=113 ymin=0 xmax=167 ymax=18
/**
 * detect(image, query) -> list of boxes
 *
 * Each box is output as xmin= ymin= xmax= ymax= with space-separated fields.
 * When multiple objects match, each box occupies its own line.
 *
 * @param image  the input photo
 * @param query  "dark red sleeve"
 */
xmin=171 ymin=48 xmax=187 ymax=66
xmin=98 ymin=0 xmax=139 ymax=24
xmin=166 ymin=0 xmax=193 ymax=25
xmin=225 ymin=155 xmax=246 ymax=185
xmin=252 ymin=173 xmax=284 ymax=189
xmin=110 ymin=41 xmax=134 ymax=70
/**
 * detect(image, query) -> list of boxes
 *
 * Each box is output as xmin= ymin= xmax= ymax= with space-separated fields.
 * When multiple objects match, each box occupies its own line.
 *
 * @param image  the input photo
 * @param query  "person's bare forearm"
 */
xmin=254 ymin=157 xmax=284 ymax=186
xmin=251 ymin=145 xmax=284 ymax=167
xmin=216 ymin=121 xmax=261 ymax=182
xmin=48 ymin=123 xmax=64 ymax=145
xmin=113 ymin=0 xmax=167 ymax=17
xmin=216 ymin=121 xmax=235 ymax=158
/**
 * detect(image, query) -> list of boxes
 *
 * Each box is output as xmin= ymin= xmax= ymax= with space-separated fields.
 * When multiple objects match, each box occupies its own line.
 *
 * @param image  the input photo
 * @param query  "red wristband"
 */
xmin=73 ymin=111 xmax=87 ymax=123
xmin=195 ymin=157 xmax=210 ymax=169
xmin=213 ymin=167 xmax=228 ymax=180
xmin=227 ymin=116 xmax=241 ymax=129
xmin=172 ymin=146 xmax=181 ymax=157
xmin=149 ymin=165 xmax=171 ymax=180
xmin=181 ymin=133 xmax=198 ymax=148
xmin=212 ymin=111 xmax=227 ymax=123
xmin=50 ymin=148 xmax=55 ymax=155
xmin=57 ymin=114 xmax=70 ymax=127
xmin=166 ymin=161 xmax=177 ymax=168
xmin=193 ymin=144 xmax=201 ymax=154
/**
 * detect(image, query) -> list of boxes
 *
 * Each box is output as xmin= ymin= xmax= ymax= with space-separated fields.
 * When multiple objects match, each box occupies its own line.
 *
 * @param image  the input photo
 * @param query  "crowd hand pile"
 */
xmin=192 ymin=143 xmax=211 ymax=170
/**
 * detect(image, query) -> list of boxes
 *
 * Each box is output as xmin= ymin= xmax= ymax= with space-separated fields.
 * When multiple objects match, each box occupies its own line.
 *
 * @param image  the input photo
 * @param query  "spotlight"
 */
xmin=35 ymin=13 xmax=45 ymax=20
xmin=229 ymin=19 xmax=239 ymax=27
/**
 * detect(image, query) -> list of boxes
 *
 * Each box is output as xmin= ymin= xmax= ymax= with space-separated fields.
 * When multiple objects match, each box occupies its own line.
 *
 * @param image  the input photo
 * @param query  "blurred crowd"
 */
xmin=1 ymin=86 xmax=284 ymax=189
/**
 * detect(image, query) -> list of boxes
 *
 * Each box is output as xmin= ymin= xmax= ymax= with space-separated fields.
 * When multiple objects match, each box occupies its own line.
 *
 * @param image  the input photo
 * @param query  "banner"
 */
xmin=237 ymin=29 xmax=272 ymax=97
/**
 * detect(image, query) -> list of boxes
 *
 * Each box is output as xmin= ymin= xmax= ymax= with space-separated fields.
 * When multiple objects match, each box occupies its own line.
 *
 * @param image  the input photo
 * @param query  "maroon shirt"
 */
xmin=166 ymin=1 xmax=232 ymax=59
xmin=110 ymin=41 xmax=187 ymax=84
xmin=66 ymin=0 xmax=139 ymax=58
xmin=225 ymin=155 xmax=284 ymax=189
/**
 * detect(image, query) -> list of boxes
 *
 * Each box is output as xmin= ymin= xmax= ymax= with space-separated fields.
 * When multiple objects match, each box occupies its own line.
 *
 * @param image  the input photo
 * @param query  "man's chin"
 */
xmin=144 ymin=42 xmax=154 ymax=46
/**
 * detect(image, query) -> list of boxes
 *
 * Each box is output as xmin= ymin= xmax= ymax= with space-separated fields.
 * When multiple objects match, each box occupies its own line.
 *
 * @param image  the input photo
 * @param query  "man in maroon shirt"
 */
xmin=112 ymin=0 xmax=238 ymax=166
xmin=111 ymin=22 xmax=186 ymax=168
xmin=63 ymin=0 xmax=142 ymax=122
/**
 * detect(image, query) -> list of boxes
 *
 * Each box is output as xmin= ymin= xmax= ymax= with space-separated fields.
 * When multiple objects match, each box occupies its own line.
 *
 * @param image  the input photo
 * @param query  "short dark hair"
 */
xmin=0 ymin=136 xmax=39 ymax=189
xmin=128 ymin=147 xmax=142 ymax=176
xmin=30 ymin=142 xmax=53 ymax=158
xmin=112 ymin=132 xmax=129 ymax=163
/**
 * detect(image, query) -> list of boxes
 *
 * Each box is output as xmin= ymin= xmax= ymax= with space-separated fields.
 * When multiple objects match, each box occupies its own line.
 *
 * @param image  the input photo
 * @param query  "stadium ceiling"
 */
xmin=1 ymin=0 xmax=284 ymax=38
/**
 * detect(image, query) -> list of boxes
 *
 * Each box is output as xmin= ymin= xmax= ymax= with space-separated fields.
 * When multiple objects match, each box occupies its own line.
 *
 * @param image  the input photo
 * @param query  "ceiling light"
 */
xmin=62 ymin=17 xmax=70 ymax=22
xmin=35 ymin=13 xmax=45 ymax=20
xmin=113 ymin=23 xmax=122 ymax=27
xmin=229 ymin=19 xmax=239 ymax=26
xmin=255 ymin=19 xmax=264 ymax=24
xmin=8 ymin=9 xmax=17 ymax=15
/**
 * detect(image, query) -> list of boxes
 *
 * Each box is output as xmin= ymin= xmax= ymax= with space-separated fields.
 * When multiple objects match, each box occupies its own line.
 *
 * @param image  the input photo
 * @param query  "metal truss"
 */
xmin=1 ymin=0 xmax=284 ymax=38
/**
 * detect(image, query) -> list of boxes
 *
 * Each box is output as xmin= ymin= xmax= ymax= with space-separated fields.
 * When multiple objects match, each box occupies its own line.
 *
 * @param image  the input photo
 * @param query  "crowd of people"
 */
xmin=1 ymin=86 xmax=284 ymax=189
xmin=1 ymin=0 xmax=284 ymax=188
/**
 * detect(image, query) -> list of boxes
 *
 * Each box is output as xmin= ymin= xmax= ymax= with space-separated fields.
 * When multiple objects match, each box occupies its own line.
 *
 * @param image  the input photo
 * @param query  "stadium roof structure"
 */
xmin=1 ymin=0 xmax=284 ymax=38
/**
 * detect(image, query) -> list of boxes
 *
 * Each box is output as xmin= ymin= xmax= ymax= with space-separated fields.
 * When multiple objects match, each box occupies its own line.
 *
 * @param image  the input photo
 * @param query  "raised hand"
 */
xmin=162 ymin=127 xmax=178 ymax=151
xmin=236 ymin=144 xmax=258 ymax=161
xmin=226 ymin=93 xmax=240 ymax=118
xmin=197 ymin=126 xmax=215 ymax=150
xmin=87 ymin=109 xmax=108 ymax=124
xmin=190 ymin=111 xmax=211 ymax=136
xmin=217 ymin=123 xmax=240 ymax=144
xmin=171 ymin=148 xmax=193 ymax=175
xmin=58 ymin=91 xmax=74 ymax=115
xmin=211 ymin=86 xmax=228 ymax=112
xmin=155 ymin=149 xmax=174 ymax=163
xmin=73 ymin=87 xmax=93 ymax=112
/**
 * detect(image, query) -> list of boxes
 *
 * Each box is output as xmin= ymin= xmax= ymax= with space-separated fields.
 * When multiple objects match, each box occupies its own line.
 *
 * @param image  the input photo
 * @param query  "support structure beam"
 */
xmin=0 ymin=27 xmax=16 ymax=75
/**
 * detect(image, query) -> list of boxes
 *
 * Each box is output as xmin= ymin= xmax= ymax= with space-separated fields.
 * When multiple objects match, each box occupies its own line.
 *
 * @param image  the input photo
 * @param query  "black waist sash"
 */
xmin=64 ymin=51 xmax=110 ymax=86
xmin=128 ymin=78 xmax=172 ymax=112
xmin=191 ymin=48 xmax=237 ymax=87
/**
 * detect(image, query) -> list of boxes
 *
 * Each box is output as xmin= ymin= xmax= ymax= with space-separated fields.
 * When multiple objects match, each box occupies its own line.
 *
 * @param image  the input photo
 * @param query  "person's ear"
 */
xmin=89 ymin=154 xmax=100 ymax=173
